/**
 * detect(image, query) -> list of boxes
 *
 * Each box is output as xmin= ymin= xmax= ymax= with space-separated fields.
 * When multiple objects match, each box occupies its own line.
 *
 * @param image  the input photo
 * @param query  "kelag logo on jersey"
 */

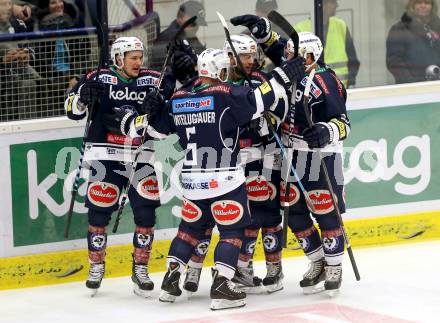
xmin=172 ymin=96 xmax=214 ymax=113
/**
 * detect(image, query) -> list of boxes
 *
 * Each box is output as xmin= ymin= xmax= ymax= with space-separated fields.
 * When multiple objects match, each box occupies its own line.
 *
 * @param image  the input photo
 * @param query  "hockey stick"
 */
xmin=111 ymin=15 xmax=198 ymax=233
xmin=303 ymin=69 xmax=361 ymax=281
xmin=267 ymin=10 xmax=300 ymax=248
xmin=64 ymin=0 xmax=109 ymax=238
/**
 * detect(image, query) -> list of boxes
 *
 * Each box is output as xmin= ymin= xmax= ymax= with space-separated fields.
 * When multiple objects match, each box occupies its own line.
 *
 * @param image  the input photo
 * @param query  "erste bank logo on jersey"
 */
xmin=172 ymin=96 xmax=214 ymax=113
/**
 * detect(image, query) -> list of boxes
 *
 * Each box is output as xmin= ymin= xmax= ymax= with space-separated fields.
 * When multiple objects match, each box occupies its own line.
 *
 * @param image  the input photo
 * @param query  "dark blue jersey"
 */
xmin=150 ymin=77 xmax=287 ymax=199
xmin=64 ymin=66 xmax=175 ymax=162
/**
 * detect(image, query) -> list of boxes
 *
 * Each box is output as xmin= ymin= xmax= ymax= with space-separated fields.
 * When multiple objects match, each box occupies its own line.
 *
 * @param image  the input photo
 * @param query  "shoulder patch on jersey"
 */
xmin=171 ymin=90 xmax=189 ymax=99
xmin=137 ymin=75 xmax=159 ymax=87
xmin=98 ymin=74 xmax=118 ymax=85
xmin=139 ymin=68 xmax=160 ymax=76
xmin=314 ymin=74 xmax=330 ymax=95
xmin=250 ymin=70 xmax=269 ymax=82
xmin=259 ymin=81 xmax=272 ymax=95
xmin=172 ymin=96 xmax=214 ymax=113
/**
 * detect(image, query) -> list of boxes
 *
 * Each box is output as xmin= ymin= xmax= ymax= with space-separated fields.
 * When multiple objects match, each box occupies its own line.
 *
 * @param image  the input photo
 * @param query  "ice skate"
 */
xmin=262 ymin=262 xmax=284 ymax=293
xmin=324 ymin=264 xmax=342 ymax=297
xmin=183 ymin=266 xmax=202 ymax=297
xmin=231 ymin=262 xmax=264 ymax=294
xmin=159 ymin=262 xmax=182 ymax=303
xmin=131 ymin=260 xmax=154 ymax=298
xmin=210 ymin=269 xmax=246 ymax=310
xmin=299 ymin=258 xmax=325 ymax=294
xmin=85 ymin=262 xmax=105 ymax=297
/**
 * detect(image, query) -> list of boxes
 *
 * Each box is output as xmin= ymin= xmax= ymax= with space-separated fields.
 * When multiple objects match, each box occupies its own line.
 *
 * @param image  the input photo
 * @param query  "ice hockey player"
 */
xmin=142 ymin=47 xmax=304 ymax=309
xmin=233 ymin=14 xmax=350 ymax=295
xmin=64 ymin=36 xmax=176 ymax=297
xmin=181 ymin=34 xmax=286 ymax=295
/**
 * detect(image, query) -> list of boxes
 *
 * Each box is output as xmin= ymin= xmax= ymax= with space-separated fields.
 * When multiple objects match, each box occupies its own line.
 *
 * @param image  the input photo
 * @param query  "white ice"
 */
xmin=1 ymin=240 xmax=439 ymax=323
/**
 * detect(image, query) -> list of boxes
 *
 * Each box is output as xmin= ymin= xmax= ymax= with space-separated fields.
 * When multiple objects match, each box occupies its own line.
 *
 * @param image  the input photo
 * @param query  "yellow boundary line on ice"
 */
xmin=1 ymin=211 xmax=439 ymax=290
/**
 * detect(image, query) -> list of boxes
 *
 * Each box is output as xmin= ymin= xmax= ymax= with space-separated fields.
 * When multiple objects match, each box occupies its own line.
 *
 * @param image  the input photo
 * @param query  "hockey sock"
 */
xmin=133 ymin=226 xmax=154 ymax=264
xmin=188 ymin=227 xmax=213 ymax=269
xmin=294 ymin=225 xmax=324 ymax=261
xmin=167 ymin=229 xmax=199 ymax=271
xmin=262 ymin=225 xmax=283 ymax=263
xmin=87 ymin=225 xmax=107 ymax=263
xmin=214 ymin=236 xmax=242 ymax=280
xmin=238 ymin=228 xmax=259 ymax=267
xmin=321 ymin=228 xmax=345 ymax=265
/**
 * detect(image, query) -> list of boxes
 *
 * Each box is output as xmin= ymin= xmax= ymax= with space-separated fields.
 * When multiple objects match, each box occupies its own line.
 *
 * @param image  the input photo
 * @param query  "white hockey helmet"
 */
xmin=197 ymin=48 xmax=230 ymax=82
xmin=223 ymin=34 xmax=258 ymax=56
xmin=111 ymin=36 xmax=145 ymax=68
xmin=286 ymin=32 xmax=323 ymax=68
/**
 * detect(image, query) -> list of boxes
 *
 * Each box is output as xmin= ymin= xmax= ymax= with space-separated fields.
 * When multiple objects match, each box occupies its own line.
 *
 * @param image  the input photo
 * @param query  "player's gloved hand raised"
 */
xmin=79 ymin=80 xmax=105 ymax=105
xmin=171 ymin=51 xmax=197 ymax=83
xmin=302 ymin=122 xmax=333 ymax=149
xmin=140 ymin=91 xmax=165 ymax=121
xmin=102 ymin=107 xmax=148 ymax=137
xmin=271 ymin=56 xmax=305 ymax=90
xmin=231 ymin=15 xmax=274 ymax=44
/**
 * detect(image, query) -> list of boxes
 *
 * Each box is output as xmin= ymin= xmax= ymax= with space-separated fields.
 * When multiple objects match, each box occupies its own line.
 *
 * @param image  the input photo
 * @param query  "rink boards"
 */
xmin=1 ymin=81 xmax=440 ymax=290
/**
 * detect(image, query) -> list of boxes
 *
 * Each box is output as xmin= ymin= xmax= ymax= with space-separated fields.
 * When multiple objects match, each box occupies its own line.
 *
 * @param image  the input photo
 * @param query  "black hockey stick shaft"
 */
xmin=112 ymin=15 xmax=198 ymax=233
xmin=267 ymin=10 xmax=300 ymax=248
xmin=303 ymin=69 xmax=361 ymax=281
xmin=64 ymin=0 xmax=109 ymax=238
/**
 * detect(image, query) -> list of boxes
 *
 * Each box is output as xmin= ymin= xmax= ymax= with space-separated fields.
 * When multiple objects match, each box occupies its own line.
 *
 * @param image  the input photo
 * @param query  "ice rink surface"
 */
xmin=1 ymin=240 xmax=439 ymax=323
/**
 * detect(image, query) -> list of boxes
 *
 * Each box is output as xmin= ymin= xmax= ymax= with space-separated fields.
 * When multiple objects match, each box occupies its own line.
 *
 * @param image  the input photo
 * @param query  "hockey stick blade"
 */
xmin=268 ymin=11 xmax=299 ymax=58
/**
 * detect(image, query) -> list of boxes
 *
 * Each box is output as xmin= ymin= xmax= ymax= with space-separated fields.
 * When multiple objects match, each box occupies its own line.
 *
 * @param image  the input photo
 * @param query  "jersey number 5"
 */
xmin=185 ymin=126 xmax=197 ymax=166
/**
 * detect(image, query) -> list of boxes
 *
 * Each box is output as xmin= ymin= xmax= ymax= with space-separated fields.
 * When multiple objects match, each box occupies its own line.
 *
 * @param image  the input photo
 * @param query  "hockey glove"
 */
xmin=79 ymin=80 xmax=105 ymax=106
xmin=140 ymin=91 xmax=165 ymax=121
xmin=102 ymin=107 xmax=148 ymax=137
xmin=302 ymin=122 xmax=333 ymax=149
xmin=171 ymin=50 xmax=197 ymax=83
xmin=231 ymin=15 xmax=278 ymax=46
xmin=271 ymin=56 xmax=305 ymax=90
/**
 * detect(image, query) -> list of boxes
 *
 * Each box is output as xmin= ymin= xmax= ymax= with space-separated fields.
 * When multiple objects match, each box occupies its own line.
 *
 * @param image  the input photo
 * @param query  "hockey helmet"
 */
xmin=223 ymin=34 xmax=258 ymax=56
xmin=285 ymin=32 xmax=323 ymax=68
xmin=111 ymin=37 xmax=145 ymax=68
xmin=197 ymin=48 xmax=230 ymax=82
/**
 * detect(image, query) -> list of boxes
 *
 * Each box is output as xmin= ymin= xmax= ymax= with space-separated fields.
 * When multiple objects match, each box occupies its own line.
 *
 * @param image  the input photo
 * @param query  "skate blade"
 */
xmin=264 ymin=281 xmax=284 ymax=294
xmin=326 ymin=288 xmax=340 ymax=297
xmin=237 ymin=284 xmax=265 ymax=294
xmin=133 ymin=284 xmax=152 ymax=298
xmin=210 ymin=299 xmax=246 ymax=311
xmin=158 ymin=290 xmax=177 ymax=303
xmin=302 ymin=282 xmax=325 ymax=295
xmin=184 ymin=290 xmax=195 ymax=299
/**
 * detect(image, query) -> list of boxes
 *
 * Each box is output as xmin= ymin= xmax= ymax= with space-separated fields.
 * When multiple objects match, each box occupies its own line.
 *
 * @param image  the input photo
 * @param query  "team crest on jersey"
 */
xmin=181 ymin=199 xmax=203 ymax=222
xmin=137 ymin=176 xmax=160 ymax=200
xmin=172 ymin=96 xmax=214 ymax=113
xmin=137 ymin=75 xmax=159 ymax=86
xmin=87 ymin=182 xmax=119 ymax=207
xmin=98 ymin=74 xmax=117 ymax=85
xmin=263 ymin=233 xmax=278 ymax=252
xmin=211 ymin=200 xmax=244 ymax=225
xmin=246 ymin=176 xmax=269 ymax=201
xmin=279 ymin=181 xmax=300 ymax=206
xmin=194 ymin=239 xmax=210 ymax=256
xmin=308 ymin=190 xmax=335 ymax=214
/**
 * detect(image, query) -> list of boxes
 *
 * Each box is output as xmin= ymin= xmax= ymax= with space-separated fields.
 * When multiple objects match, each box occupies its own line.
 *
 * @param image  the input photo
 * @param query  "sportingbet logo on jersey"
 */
xmin=172 ymin=96 xmax=214 ymax=113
